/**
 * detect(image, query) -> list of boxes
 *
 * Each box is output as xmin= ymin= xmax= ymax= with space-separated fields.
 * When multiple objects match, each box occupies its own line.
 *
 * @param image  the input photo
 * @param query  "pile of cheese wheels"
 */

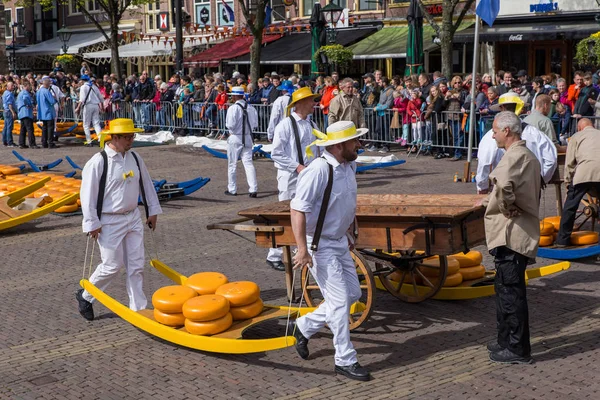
xmin=389 ymin=250 xmax=486 ymax=287
xmin=0 ymin=173 xmax=81 ymax=213
xmin=151 ymin=272 xmax=264 ymax=336
xmin=0 ymin=164 xmax=23 ymax=176
xmin=539 ymin=216 xmax=599 ymax=247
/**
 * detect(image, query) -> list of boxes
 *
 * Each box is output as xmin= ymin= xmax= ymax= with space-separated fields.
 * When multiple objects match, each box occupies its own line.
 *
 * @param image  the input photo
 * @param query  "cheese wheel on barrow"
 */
xmin=543 ymin=216 xmax=561 ymax=231
xmin=153 ymin=309 xmax=186 ymax=327
xmin=571 ymin=231 xmax=599 ymax=246
xmin=459 ymin=265 xmax=486 ymax=281
xmin=152 ymin=285 xmax=197 ymax=313
xmin=182 ymin=294 xmax=230 ymax=322
xmin=450 ymin=251 xmax=483 ymax=267
xmin=230 ymin=298 xmax=264 ymax=321
xmin=185 ymin=312 xmax=233 ymax=336
xmin=215 ymin=281 xmax=260 ymax=307
xmin=54 ymin=203 xmax=79 ymax=213
xmin=184 ymin=272 xmax=228 ymax=295
xmin=418 ymin=256 xmax=460 ymax=277
xmin=539 ymin=235 xmax=554 ymax=247
xmin=430 ymin=272 xmax=463 ymax=287
xmin=540 ymin=221 xmax=555 ymax=236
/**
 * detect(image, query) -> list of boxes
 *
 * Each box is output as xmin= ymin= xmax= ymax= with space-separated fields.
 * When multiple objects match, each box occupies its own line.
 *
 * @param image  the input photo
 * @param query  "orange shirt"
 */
xmin=320 ymin=85 xmax=338 ymax=115
xmin=567 ymin=84 xmax=581 ymax=109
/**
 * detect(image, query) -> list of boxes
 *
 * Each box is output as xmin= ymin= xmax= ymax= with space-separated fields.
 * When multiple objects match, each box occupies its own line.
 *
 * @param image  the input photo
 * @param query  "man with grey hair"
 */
xmin=481 ymin=111 xmax=541 ymax=365
xmin=328 ymin=78 xmax=365 ymax=129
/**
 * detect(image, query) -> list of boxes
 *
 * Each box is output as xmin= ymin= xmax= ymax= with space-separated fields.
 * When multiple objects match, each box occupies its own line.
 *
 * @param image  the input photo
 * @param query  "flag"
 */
xmin=264 ymin=5 xmax=272 ymax=27
xmin=476 ymin=0 xmax=500 ymax=27
xmin=221 ymin=0 xmax=234 ymax=23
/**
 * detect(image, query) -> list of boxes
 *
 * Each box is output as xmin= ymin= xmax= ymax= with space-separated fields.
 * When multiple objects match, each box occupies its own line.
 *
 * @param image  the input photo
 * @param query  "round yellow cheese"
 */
xmin=215 ymin=281 xmax=260 ymax=307
xmin=430 ymin=272 xmax=463 ymax=287
xmin=55 ymin=203 xmax=79 ymax=213
xmin=540 ymin=221 xmax=554 ymax=236
xmin=539 ymin=235 xmax=554 ymax=247
xmin=450 ymin=251 xmax=482 ymax=268
xmin=543 ymin=216 xmax=561 ymax=232
xmin=153 ymin=308 xmax=185 ymax=327
xmin=230 ymin=298 xmax=264 ymax=321
xmin=571 ymin=231 xmax=599 ymax=246
xmin=182 ymin=294 xmax=230 ymax=321
xmin=419 ymin=257 xmax=460 ymax=277
xmin=185 ymin=312 xmax=233 ymax=336
xmin=152 ymin=285 xmax=197 ymax=314
xmin=459 ymin=265 xmax=486 ymax=281
xmin=185 ymin=272 xmax=228 ymax=295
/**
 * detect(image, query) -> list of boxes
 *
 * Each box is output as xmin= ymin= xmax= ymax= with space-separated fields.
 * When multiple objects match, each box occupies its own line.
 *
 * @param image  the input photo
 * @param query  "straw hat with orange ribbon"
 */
xmin=285 ymin=86 xmax=321 ymax=116
xmin=99 ymin=118 xmax=144 ymax=148
xmin=306 ymin=121 xmax=368 ymax=158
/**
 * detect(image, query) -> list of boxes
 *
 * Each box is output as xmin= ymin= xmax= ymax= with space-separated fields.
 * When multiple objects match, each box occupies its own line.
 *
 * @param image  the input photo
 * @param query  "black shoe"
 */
xmin=75 ymin=289 xmax=94 ymax=321
xmin=334 ymin=363 xmax=371 ymax=381
xmin=288 ymin=320 xmax=309 ymax=360
xmin=19 ymin=145 xmax=29 ymax=149
xmin=30 ymin=145 xmax=40 ymax=149
xmin=266 ymin=260 xmax=286 ymax=271
xmin=48 ymin=144 xmax=58 ymax=149
xmin=487 ymin=341 xmax=504 ymax=353
xmin=554 ymin=243 xmax=569 ymax=248
xmin=249 ymin=192 xmax=257 ymax=198
xmin=42 ymin=144 xmax=49 ymax=148
xmin=84 ymin=143 xmax=94 ymax=147
xmin=224 ymin=190 xmax=237 ymax=196
xmin=7 ymin=144 xmax=16 ymax=148
xmin=489 ymin=348 xmax=532 ymax=364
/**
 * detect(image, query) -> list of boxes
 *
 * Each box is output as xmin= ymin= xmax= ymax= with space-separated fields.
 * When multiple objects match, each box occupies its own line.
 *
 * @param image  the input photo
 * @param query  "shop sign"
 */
xmin=509 ymin=34 xmax=523 ymax=41
xmin=530 ymin=2 xmax=558 ymax=13
xmin=425 ymin=5 xmax=443 ymax=16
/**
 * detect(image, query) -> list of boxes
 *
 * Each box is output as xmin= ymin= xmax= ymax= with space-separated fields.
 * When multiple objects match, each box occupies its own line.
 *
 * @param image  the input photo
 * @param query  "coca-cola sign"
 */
xmin=509 ymin=34 xmax=523 ymax=41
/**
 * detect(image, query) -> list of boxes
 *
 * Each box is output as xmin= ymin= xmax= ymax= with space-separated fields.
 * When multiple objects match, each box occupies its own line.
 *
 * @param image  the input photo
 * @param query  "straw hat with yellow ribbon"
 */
xmin=285 ymin=86 xmax=321 ymax=116
xmin=99 ymin=118 xmax=144 ymax=148
xmin=489 ymin=93 xmax=527 ymax=116
xmin=306 ymin=121 xmax=368 ymax=158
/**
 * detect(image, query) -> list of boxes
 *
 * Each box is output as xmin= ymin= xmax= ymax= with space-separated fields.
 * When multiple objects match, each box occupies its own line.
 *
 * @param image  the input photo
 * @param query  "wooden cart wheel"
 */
xmin=574 ymin=194 xmax=599 ymax=232
xmin=376 ymin=252 xmax=448 ymax=303
xmin=301 ymin=250 xmax=375 ymax=331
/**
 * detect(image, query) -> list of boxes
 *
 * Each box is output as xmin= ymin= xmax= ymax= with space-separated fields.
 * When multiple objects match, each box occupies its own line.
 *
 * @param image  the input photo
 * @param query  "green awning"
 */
xmin=349 ymin=22 xmax=473 ymax=60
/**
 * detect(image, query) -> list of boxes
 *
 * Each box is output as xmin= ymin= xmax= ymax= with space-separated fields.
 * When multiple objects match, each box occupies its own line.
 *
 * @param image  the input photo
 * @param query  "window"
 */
xmin=270 ymin=0 xmax=285 ymax=22
xmin=146 ymin=0 xmax=161 ymax=31
xmin=302 ymin=0 xmax=314 ymax=17
xmin=337 ymin=0 xmax=347 ymax=9
xmin=194 ymin=0 xmax=211 ymax=27
xmin=217 ymin=1 xmax=234 ymax=26
xmin=16 ymin=8 xmax=24 ymax=36
xmin=70 ymin=0 xmax=101 ymax=14
xmin=358 ymin=0 xmax=377 ymax=11
xmin=4 ymin=9 xmax=12 ymax=38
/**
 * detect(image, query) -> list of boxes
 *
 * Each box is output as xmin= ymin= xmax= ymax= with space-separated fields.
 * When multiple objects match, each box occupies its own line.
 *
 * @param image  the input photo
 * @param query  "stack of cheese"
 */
xmin=181 ymin=272 xmax=233 ymax=335
xmin=451 ymin=251 xmax=486 ymax=281
xmin=418 ymin=256 xmax=463 ymax=287
xmin=539 ymin=217 xmax=559 ymax=247
xmin=152 ymin=285 xmax=198 ymax=327
xmin=215 ymin=281 xmax=263 ymax=321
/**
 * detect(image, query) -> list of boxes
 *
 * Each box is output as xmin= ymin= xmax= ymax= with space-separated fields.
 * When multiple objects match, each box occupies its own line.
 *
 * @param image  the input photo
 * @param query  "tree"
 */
xmin=417 ymin=0 xmax=475 ymax=78
xmin=14 ymin=0 xmax=154 ymax=77
xmin=236 ymin=0 xmax=270 ymax=86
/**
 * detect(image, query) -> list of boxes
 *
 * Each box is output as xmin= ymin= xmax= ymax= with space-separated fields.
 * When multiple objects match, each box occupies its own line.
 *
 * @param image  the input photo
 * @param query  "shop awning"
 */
xmin=228 ymin=27 xmax=377 ymax=65
xmin=349 ymin=22 xmax=472 ymax=60
xmin=453 ymin=20 xmax=600 ymax=43
xmin=16 ymin=29 xmax=132 ymax=56
xmin=184 ymin=35 xmax=282 ymax=68
xmin=83 ymin=39 xmax=198 ymax=60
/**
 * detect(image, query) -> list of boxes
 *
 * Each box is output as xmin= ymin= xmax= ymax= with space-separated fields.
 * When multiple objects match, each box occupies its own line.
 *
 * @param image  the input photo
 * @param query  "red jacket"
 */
xmin=407 ymin=98 xmax=423 ymax=122
xmin=320 ymin=85 xmax=338 ymax=115
xmin=394 ymin=97 xmax=409 ymax=124
xmin=215 ymin=92 xmax=228 ymax=110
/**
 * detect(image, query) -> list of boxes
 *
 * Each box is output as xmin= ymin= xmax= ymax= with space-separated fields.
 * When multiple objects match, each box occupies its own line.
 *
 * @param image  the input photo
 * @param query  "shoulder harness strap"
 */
xmin=289 ymin=116 xmax=305 ymax=167
xmin=96 ymin=151 xmax=108 ymax=221
xmin=310 ymin=161 xmax=334 ymax=252
xmin=131 ymin=151 xmax=149 ymax=219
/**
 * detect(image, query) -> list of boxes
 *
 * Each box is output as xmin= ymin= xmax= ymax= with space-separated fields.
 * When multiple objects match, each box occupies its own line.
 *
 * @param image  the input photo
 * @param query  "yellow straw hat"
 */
xmin=306 ymin=121 xmax=368 ymax=157
xmin=99 ymin=118 xmax=143 ymax=148
xmin=285 ymin=86 xmax=321 ymax=116
xmin=489 ymin=93 xmax=527 ymax=116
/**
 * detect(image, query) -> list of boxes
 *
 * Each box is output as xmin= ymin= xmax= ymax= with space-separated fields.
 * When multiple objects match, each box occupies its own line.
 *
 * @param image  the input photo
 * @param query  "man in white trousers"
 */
xmin=75 ymin=75 xmax=105 ymax=146
xmin=266 ymin=86 xmax=321 ymax=271
xmin=225 ymin=86 xmax=259 ymax=197
xmin=266 ymin=80 xmax=294 ymax=142
xmin=289 ymin=121 xmax=371 ymax=382
xmin=76 ymin=118 xmax=162 ymax=321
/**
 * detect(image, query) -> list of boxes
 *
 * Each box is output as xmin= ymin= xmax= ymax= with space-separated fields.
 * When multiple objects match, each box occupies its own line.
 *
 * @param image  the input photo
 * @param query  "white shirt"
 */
xmin=267 ymin=94 xmax=290 ymax=140
xmin=81 ymin=145 xmax=162 ymax=232
xmin=225 ymin=100 xmax=258 ymax=147
xmin=476 ymin=125 xmax=557 ymax=192
xmin=271 ymin=112 xmax=320 ymax=193
xmin=50 ymin=84 xmax=65 ymax=109
xmin=79 ymin=83 xmax=104 ymax=106
xmin=291 ymin=150 xmax=357 ymax=241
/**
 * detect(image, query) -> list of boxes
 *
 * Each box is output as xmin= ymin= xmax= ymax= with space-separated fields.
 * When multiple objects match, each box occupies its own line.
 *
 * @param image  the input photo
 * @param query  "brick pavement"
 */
xmin=1 ymin=141 xmax=600 ymax=399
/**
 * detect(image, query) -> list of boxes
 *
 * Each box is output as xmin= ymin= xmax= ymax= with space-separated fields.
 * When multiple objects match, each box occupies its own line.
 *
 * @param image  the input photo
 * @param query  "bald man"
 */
xmin=556 ymin=118 xmax=600 ymax=246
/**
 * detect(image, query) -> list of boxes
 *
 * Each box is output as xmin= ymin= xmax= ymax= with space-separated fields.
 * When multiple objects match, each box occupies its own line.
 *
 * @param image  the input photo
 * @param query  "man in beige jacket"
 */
xmin=328 ymin=78 xmax=366 ymax=129
xmin=482 ymin=111 xmax=541 ymax=365
xmin=556 ymin=118 xmax=600 ymax=245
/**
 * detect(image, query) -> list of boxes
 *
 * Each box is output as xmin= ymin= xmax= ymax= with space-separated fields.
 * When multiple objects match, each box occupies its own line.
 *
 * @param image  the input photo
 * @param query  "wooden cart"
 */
xmin=208 ymin=194 xmax=486 ymax=329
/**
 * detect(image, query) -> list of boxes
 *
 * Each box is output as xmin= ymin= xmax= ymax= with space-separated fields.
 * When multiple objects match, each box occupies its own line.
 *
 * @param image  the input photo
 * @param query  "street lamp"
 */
xmin=57 ymin=25 xmax=73 ymax=54
xmin=321 ymin=0 xmax=344 ymax=44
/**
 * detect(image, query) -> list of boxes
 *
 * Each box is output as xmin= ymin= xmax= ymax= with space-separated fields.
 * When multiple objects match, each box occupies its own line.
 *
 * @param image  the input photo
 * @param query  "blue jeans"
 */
xmin=2 ymin=111 xmax=14 ymax=145
xmin=451 ymin=120 xmax=463 ymax=158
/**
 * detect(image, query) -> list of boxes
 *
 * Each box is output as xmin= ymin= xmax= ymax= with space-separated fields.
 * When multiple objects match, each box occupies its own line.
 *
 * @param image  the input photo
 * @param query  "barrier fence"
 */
xmin=3 ymin=98 xmax=590 ymax=151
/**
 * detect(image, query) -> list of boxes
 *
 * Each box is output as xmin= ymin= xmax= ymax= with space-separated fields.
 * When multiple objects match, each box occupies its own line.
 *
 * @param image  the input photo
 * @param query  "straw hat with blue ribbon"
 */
xmin=306 ymin=121 xmax=368 ymax=158
xmin=231 ymin=86 xmax=245 ymax=96
xmin=285 ymin=86 xmax=320 ymax=116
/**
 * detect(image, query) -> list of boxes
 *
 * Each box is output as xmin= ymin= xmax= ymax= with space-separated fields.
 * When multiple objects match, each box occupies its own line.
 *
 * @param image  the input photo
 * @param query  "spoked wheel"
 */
xmin=371 ymin=251 xmax=448 ymax=303
xmin=575 ymin=194 xmax=599 ymax=232
xmin=301 ymin=250 xmax=375 ymax=330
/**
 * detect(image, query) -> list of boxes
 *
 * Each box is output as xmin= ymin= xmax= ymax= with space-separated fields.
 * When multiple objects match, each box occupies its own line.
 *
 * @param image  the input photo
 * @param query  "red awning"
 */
xmin=184 ymin=35 xmax=282 ymax=68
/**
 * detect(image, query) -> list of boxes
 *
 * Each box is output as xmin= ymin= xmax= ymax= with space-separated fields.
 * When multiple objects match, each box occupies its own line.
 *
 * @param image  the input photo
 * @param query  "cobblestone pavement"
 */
xmin=1 ymin=140 xmax=600 ymax=400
